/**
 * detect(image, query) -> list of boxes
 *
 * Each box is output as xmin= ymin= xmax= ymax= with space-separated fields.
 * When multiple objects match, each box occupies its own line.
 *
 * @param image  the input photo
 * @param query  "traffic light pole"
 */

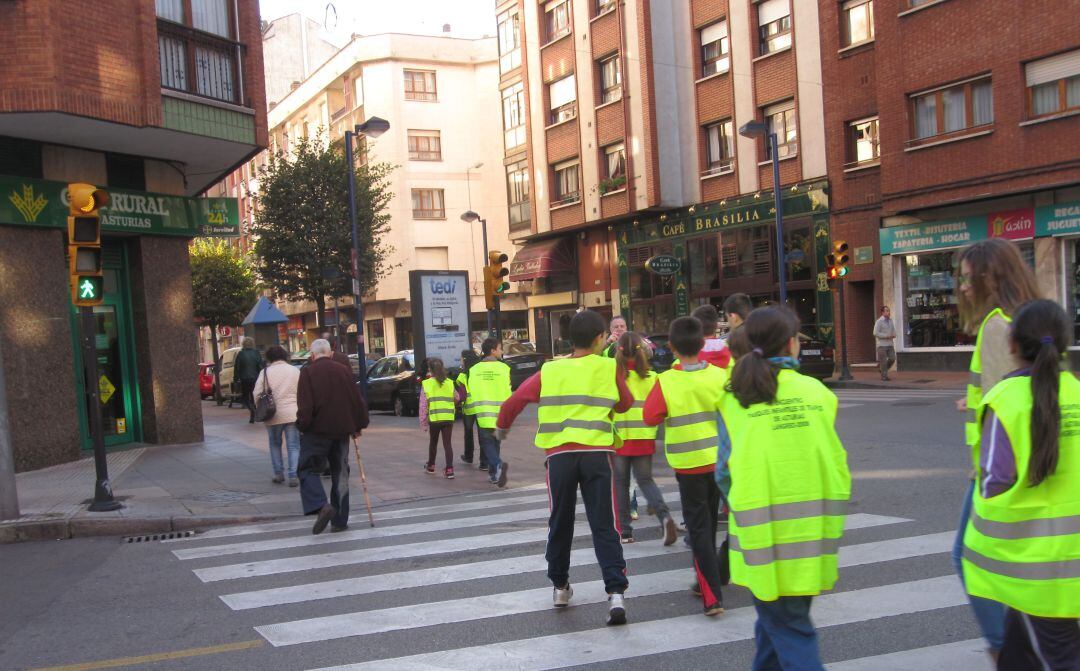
xmin=0 ymin=327 xmax=19 ymax=520
xmin=837 ymin=280 xmax=853 ymax=381
xmin=769 ymin=132 xmax=787 ymax=307
xmin=480 ymin=217 xmax=493 ymax=338
xmin=80 ymin=307 xmax=121 ymax=511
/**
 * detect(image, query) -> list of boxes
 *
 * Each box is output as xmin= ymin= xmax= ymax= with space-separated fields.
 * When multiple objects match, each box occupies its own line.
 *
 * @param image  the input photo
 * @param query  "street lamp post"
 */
xmin=345 ymin=116 xmax=390 ymax=400
xmin=739 ymin=120 xmax=787 ymax=306
xmin=461 ymin=210 xmax=493 ymax=336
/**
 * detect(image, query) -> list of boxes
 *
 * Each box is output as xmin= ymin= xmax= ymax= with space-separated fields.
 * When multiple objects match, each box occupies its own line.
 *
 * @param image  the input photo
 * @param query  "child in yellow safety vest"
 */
xmin=720 ymin=306 xmax=850 ymax=671
xmin=643 ymin=316 xmax=729 ymax=617
xmin=963 ymin=299 xmax=1080 ymax=669
xmin=420 ymin=357 xmax=461 ymax=479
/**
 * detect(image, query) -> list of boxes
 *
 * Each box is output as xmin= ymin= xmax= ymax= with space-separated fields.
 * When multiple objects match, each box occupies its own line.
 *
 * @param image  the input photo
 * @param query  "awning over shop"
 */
xmin=509 ymin=237 xmax=575 ymax=281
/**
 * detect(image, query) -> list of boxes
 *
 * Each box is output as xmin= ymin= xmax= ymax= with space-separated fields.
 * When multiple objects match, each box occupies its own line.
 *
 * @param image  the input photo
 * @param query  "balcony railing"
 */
xmin=158 ymin=19 xmax=244 ymax=106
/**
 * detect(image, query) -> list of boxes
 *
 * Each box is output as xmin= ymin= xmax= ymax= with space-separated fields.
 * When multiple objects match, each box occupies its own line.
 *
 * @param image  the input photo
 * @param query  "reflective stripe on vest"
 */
xmin=612 ymin=372 xmax=658 ymax=441
xmin=965 ymin=308 xmax=1010 ymax=452
xmin=721 ymin=369 xmax=851 ymax=602
xmin=535 ymin=355 xmax=619 ymax=450
xmin=422 ymin=377 xmax=456 ymax=423
xmin=456 ymin=373 xmax=477 ymax=416
xmin=962 ymin=373 xmax=1080 ymax=618
xmin=658 ymin=365 xmax=728 ymax=469
xmin=467 ymin=361 xmax=512 ymax=429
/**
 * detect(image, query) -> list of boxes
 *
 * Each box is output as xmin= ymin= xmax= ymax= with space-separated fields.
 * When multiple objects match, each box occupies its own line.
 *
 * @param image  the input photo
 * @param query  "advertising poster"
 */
xmin=409 ymin=270 xmax=471 ymax=371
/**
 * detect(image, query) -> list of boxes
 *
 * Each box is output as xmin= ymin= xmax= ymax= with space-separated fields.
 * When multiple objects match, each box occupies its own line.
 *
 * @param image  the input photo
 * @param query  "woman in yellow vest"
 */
xmin=952 ymin=239 xmax=1040 ymax=657
xmin=720 ymin=307 xmax=850 ymax=671
xmin=963 ymin=299 xmax=1080 ymax=669
xmin=420 ymin=357 xmax=460 ymax=478
xmin=612 ymin=331 xmax=678 ymax=545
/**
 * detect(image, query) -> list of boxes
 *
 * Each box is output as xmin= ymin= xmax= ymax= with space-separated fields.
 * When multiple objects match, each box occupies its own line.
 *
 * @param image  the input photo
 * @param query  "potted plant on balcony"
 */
xmin=598 ymin=174 xmax=627 ymax=195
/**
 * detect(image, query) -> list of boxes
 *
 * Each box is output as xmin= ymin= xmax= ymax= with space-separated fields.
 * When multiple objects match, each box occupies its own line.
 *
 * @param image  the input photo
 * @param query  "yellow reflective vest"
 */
xmin=657 ymin=364 xmax=728 ymax=470
xmin=421 ymin=377 xmax=456 ymax=423
xmin=613 ymin=371 xmax=659 ymax=442
xmin=456 ymin=372 xmax=477 ymax=416
xmin=535 ymin=355 xmax=619 ymax=450
xmin=966 ymin=308 xmax=1011 ymax=458
xmin=467 ymin=360 xmax=512 ymax=430
xmin=963 ymin=372 xmax=1080 ymax=618
xmin=720 ymin=369 xmax=851 ymax=602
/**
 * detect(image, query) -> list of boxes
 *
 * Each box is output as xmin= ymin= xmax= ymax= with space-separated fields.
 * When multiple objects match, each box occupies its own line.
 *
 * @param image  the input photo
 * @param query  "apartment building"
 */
xmin=500 ymin=0 xmax=837 ymax=355
xmin=226 ymin=33 xmax=520 ymax=357
xmin=0 ymin=0 xmax=267 ymax=469
xmin=820 ymin=0 xmax=1080 ymax=368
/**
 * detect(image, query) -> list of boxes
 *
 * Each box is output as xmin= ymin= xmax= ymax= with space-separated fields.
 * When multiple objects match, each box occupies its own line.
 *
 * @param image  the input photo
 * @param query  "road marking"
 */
xmin=826 ymin=639 xmax=987 ymax=670
xmin=304 ymin=576 xmax=966 ymax=670
xmin=193 ymin=513 xmax=907 ymax=583
xmin=254 ymin=528 xmax=943 ymax=646
xmin=27 ymin=640 xmax=264 ymax=671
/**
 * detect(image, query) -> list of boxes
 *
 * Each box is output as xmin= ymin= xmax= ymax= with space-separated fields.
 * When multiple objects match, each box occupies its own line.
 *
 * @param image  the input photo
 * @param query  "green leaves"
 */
xmin=189 ymin=238 xmax=258 ymax=328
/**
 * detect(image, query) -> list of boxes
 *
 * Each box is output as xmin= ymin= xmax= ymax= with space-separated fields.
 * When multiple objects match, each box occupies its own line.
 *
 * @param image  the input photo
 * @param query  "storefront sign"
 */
xmin=645 ymin=254 xmax=681 ymax=275
xmin=409 ymin=270 xmax=471 ymax=370
xmin=1035 ymin=201 xmax=1080 ymax=237
xmin=879 ymin=217 xmax=985 ymax=254
xmin=0 ymin=175 xmax=238 ymax=237
xmin=988 ymin=208 xmax=1034 ymax=241
xmin=854 ymin=246 xmax=874 ymax=264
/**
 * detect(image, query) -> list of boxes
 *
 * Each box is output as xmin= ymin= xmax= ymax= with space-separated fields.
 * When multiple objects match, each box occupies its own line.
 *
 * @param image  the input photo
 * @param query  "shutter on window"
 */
xmin=1026 ymin=50 xmax=1080 ymax=87
xmin=701 ymin=21 xmax=727 ymax=44
xmin=757 ymin=0 xmax=789 ymax=25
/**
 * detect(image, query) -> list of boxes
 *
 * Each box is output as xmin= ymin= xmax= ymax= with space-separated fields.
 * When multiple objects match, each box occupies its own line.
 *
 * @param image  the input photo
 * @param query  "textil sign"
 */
xmin=1 ymin=175 xmax=239 ymax=237
xmin=880 ymin=208 xmax=1039 ymax=255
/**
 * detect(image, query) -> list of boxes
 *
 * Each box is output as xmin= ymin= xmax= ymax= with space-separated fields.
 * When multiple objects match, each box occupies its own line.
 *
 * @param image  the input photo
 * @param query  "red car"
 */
xmin=198 ymin=363 xmax=216 ymax=399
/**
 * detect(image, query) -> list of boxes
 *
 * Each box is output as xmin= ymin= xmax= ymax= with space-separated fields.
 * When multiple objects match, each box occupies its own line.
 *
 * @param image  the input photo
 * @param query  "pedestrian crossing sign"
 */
xmin=99 ymin=374 xmax=115 ymax=404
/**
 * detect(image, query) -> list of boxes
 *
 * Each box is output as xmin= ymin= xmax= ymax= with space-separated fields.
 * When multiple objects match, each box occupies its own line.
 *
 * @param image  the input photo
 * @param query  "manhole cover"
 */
xmin=893 ymin=401 xmax=933 ymax=406
xmin=187 ymin=489 xmax=264 ymax=503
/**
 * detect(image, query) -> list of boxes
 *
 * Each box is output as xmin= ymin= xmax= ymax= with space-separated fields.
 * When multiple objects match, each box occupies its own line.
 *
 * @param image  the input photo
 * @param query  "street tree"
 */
xmin=252 ymin=132 xmax=394 ymax=335
xmin=189 ymin=238 xmax=259 ymax=402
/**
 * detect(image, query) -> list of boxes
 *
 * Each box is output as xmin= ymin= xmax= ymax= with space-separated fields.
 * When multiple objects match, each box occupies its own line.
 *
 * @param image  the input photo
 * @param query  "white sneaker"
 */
xmin=607 ymin=592 xmax=627 ymax=625
xmin=553 ymin=583 xmax=573 ymax=608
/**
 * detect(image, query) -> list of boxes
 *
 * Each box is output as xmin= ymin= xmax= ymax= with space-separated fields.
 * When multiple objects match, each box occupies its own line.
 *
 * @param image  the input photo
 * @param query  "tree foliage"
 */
xmin=189 ymin=238 xmax=258 ymax=329
xmin=251 ymin=131 xmax=394 ymax=324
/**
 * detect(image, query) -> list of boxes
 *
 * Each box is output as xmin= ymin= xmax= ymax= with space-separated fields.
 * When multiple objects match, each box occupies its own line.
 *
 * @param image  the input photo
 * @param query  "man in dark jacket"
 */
xmin=234 ymin=337 xmax=263 ymax=423
xmin=296 ymin=339 xmax=370 ymax=534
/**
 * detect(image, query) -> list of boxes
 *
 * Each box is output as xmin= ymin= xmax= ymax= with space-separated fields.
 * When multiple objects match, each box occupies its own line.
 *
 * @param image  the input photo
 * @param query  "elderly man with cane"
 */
xmin=296 ymin=339 xmax=369 ymax=534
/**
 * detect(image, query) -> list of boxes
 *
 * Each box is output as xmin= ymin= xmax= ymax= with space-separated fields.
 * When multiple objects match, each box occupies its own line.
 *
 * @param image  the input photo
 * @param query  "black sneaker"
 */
xmin=606 ymin=593 xmax=627 ymax=625
xmin=460 ymin=456 xmax=474 ymax=464
xmin=478 ymin=462 xmax=489 ymax=471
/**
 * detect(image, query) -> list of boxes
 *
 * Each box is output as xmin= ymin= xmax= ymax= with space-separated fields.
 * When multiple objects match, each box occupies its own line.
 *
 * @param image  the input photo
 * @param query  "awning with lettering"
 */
xmin=508 ymin=237 xmax=575 ymax=281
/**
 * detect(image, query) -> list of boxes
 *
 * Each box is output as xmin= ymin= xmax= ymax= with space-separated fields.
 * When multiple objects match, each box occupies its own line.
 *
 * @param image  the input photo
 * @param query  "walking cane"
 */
xmin=352 ymin=436 xmax=375 ymax=527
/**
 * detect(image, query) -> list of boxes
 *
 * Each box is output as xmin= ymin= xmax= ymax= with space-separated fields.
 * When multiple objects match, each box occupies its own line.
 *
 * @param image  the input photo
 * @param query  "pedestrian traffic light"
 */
xmin=484 ymin=250 xmax=510 ymax=310
xmin=67 ymin=183 xmax=108 ymax=307
xmin=833 ymin=240 xmax=850 ymax=278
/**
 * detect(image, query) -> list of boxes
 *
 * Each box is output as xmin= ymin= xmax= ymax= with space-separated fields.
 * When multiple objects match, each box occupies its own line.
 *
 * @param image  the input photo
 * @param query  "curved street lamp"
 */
xmin=461 ymin=210 xmax=493 ymax=335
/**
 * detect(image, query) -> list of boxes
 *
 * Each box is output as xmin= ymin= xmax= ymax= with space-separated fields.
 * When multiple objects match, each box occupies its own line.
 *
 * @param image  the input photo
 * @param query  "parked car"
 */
xmin=502 ymin=340 xmax=546 ymax=389
xmin=798 ymin=332 xmax=835 ymax=380
xmin=198 ymin=363 xmax=216 ymax=400
xmin=216 ymin=346 xmax=242 ymax=404
xmin=364 ymin=350 xmax=420 ymax=416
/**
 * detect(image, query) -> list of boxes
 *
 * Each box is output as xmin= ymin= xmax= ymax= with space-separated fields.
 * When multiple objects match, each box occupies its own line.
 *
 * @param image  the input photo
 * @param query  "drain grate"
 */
xmin=186 ymin=489 xmax=264 ymax=503
xmin=123 ymin=530 xmax=196 ymax=543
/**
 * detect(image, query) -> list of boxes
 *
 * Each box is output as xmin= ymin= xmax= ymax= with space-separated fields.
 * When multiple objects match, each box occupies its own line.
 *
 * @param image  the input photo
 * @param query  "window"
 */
xmin=156 ymin=0 xmax=240 ymax=103
xmin=700 ymin=21 xmax=730 ymax=76
xmin=601 ymin=143 xmax=626 ymax=193
xmin=764 ymin=101 xmax=798 ymax=158
xmin=911 ymin=77 xmax=993 ymax=140
xmin=407 ymin=130 xmax=442 ymax=161
xmin=757 ymin=0 xmax=792 ymax=56
xmin=404 ymin=69 xmax=437 ymax=101
xmin=502 ymin=83 xmax=526 ymax=150
xmin=106 ymin=154 xmax=146 ymax=191
xmin=411 ymin=189 xmax=445 ymax=219
xmin=352 ymin=75 xmax=364 ymax=108
xmin=506 ymin=160 xmax=531 ymax=231
xmin=1025 ymin=50 xmax=1080 ymax=118
xmin=599 ymin=55 xmax=621 ymax=104
xmin=549 ymin=75 xmax=578 ymax=124
xmin=842 ymin=0 xmax=874 ymax=47
xmin=596 ymin=0 xmax=616 ymax=15
xmin=704 ymin=119 xmax=735 ymax=175
xmin=848 ymin=116 xmax=880 ymax=165
xmin=497 ymin=9 xmax=521 ymax=73
xmin=552 ymin=161 xmax=580 ymax=205
xmin=416 ymin=247 xmax=450 ymax=270
xmin=545 ymin=0 xmax=572 ymax=43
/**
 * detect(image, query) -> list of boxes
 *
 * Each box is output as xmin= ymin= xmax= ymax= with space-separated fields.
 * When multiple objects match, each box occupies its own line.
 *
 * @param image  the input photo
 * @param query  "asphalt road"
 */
xmin=0 ymin=385 xmax=994 ymax=671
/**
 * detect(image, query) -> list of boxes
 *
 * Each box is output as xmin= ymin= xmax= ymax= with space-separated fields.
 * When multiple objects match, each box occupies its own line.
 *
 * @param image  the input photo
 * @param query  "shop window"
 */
xmin=366 ymin=319 xmax=385 ymax=359
xmin=721 ymin=226 xmax=772 ymax=279
xmin=841 ymin=0 xmax=874 ymax=47
xmin=599 ymin=55 xmax=621 ymax=104
xmin=0 ymin=137 xmax=42 ymax=178
xmin=911 ymin=77 xmax=993 ymax=141
xmin=1025 ymin=50 xmax=1080 ymax=119
xmin=700 ymin=21 xmax=730 ymax=77
xmin=764 ymin=101 xmax=798 ymax=159
xmin=688 ymin=235 xmax=722 ymax=295
xmin=783 ymin=224 xmax=813 ymax=283
xmin=847 ymin=116 xmax=880 ymax=166
xmin=394 ymin=317 xmax=413 ymax=351
xmin=1067 ymin=240 xmax=1080 ymax=345
xmin=106 ymin=154 xmax=147 ymax=191
xmin=757 ymin=0 xmax=792 ymax=56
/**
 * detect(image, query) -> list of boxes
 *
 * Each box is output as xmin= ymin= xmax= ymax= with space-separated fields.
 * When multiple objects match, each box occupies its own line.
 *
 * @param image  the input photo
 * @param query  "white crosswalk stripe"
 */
xmin=166 ymin=484 xmax=974 ymax=670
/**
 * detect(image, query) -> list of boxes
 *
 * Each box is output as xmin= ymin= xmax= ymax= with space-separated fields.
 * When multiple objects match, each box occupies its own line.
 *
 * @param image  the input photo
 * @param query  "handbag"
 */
xmin=253 ymin=369 xmax=277 ymax=422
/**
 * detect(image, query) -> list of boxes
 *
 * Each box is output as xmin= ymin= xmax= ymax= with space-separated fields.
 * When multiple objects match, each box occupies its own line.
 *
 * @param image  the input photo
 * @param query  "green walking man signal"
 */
xmin=78 ymin=277 xmax=103 ymax=300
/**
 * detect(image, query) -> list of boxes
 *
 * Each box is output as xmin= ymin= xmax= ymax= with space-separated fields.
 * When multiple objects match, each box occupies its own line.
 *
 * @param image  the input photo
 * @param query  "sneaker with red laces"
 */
xmin=444 ymin=467 xmax=455 ymax=479
xmin=424 ymin=463 xmax=435 ymax=474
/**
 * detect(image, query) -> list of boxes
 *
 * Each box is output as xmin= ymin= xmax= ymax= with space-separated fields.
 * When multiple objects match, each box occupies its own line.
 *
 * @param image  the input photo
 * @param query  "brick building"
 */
xmin=499 ymin=0 xmax=837 ymax=355
xmin=820 ymin=0 xmax=1080 ymax=368
xmin=0 ymin=0 xmax=266 ymax=469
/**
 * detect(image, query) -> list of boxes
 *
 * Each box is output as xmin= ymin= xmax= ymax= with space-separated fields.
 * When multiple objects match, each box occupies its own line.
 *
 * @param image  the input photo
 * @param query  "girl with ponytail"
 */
xmin=962 ymin=299 xmax=1080 ymax=667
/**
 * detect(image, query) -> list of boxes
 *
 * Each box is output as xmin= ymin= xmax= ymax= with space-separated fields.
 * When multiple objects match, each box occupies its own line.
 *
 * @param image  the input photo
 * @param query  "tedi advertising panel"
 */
xmin=409 ymin=270 xmax=471 ymax=372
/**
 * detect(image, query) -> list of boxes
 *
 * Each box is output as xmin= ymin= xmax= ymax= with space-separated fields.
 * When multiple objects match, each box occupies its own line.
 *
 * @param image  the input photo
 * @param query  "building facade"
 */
xmin=820 ymin=0 xmax=1080 ymax=368
xmin=0 ymin=0 xmax=266 ymax=470
xmin=500 ymin=0 xmax=836 ymax=355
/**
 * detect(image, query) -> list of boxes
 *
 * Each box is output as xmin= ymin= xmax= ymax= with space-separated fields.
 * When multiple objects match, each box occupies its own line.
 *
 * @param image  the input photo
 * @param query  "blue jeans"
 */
xmin=478 ymin=428 xmax=501 ymax=480
xmin=298 ymin=434 xmax=350 ymax=529
xmin=266 ymin=422 xmax=300 ymax=478
xmin=752 ymin=596 xmax=824 ymax=671
xmin=951 ymin=479 xmax=1006 ymax=651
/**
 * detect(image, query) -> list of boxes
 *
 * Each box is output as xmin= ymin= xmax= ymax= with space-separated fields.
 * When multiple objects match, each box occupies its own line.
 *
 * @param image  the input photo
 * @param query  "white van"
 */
xmin=216 ymin=347 xmax=243 ymax=405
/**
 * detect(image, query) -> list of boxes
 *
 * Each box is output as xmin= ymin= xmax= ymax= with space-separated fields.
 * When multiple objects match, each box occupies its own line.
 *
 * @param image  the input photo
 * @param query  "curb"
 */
xmin=824 ymin=379 xmax=964 ymax=392
xmin=0 ymin=513 xmax=290 ymax=544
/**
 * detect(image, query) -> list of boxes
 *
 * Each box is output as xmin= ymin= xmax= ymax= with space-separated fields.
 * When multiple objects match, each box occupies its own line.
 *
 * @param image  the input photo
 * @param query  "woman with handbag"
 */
xmin=254 ymin=346 xmax=302 ymax=486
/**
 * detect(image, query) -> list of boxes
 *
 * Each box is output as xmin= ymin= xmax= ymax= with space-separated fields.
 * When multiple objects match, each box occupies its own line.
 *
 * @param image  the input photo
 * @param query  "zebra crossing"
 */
xmin=832 ymin=387 xmax=961 ymax=409
xmin=165 ymin=481 xmax=989 ymax=670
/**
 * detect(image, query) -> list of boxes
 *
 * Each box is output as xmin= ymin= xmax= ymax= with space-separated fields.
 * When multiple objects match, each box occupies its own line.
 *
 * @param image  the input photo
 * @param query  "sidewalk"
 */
xmin=1 ymin=402 xmax=551 ymax=543
xmin=826 ymin=364 xmax=967 ymax=391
